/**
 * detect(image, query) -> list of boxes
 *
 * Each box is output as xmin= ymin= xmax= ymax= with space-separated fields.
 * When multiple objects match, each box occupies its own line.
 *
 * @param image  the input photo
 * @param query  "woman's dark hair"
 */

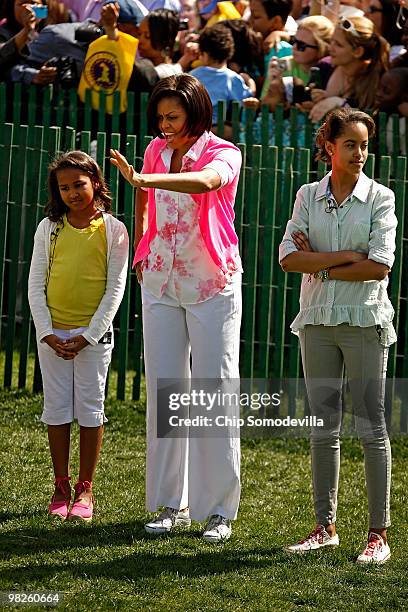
xmin=315 ymin=108 xmax=376 ymax=163
xmin=376 ymin=0 xmax=403 ymax=47
xmin=46 ymin=151 xmax=112 ymax=222
xmin=5 ymin=0 xmax=20 ymax=33
xmin=198 ymin=23 xmax=235 ymax=63
xmin=145 ymin=9 xmax=180 ymax=57
xmin=147 ymin=74 xmax=213 ymax=138
xmin=259 ymin=0 xmax=293 ymax=22
xmin=218 ymin=19 xmax=263 ymax=75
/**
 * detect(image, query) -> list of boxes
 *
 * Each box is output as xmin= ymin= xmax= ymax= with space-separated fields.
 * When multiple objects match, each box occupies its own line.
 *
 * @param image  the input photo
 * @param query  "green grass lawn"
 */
xmin=0 ymin=387 xmax=407 ymax=612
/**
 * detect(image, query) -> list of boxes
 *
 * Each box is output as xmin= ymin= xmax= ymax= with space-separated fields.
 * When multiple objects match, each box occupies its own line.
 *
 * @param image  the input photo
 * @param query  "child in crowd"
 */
xmin=249 ymin=0 xmax=294 ymax=96
xmin=190 ymin=23 xmax=253 ymax=126
xmin=375 ymin=67 xmax=408 ymax=115
xmin=28 ymin=151 xmax=129 ymax=523
xmin=375 ymin=67 xmax=408 ymax=154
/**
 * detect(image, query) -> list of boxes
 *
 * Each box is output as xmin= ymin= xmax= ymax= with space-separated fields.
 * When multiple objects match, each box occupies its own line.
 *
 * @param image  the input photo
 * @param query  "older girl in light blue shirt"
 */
xmin=279 ymin=108 xmax=397 ymax=565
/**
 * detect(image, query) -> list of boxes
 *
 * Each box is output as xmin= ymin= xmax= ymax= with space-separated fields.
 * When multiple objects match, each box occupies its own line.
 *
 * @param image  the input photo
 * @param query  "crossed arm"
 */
xmin=281 ymin=231 xmax=390 ymax=282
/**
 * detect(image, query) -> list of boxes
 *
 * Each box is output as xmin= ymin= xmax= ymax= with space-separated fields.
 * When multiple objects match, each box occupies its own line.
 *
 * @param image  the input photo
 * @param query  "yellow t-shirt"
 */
xmin=46 ymin=215 xmax=108 ymax=328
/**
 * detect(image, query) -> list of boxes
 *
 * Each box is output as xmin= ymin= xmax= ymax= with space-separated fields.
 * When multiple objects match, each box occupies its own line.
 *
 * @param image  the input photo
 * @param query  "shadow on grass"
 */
xmin=0 ymin=510 xmax=45 ymax=522
xmin=0 ymin=521 xmax=297 ymax=583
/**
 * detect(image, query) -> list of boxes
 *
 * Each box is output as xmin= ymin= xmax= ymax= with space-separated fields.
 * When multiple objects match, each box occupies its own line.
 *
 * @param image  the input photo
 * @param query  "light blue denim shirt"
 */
xmin=279 ymin=172 xmax=397 ymax=344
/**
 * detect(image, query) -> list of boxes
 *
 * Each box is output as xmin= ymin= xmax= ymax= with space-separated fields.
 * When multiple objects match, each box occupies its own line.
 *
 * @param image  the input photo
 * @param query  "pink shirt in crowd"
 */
xmin=133 ymin=131 xmax=243 ymax=276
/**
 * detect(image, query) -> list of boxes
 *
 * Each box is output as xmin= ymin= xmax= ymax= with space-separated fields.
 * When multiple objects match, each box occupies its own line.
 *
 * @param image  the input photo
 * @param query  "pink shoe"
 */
xmin=48 ymin=476 xmax=71 ymax=521
xmin=68 ymin=480 xmax=94 ymax=523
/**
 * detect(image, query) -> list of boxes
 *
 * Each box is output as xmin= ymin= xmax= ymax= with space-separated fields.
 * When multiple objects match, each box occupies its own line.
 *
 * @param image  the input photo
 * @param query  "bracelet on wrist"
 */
xmin=313 ymin=268 xmax=330 ymax=282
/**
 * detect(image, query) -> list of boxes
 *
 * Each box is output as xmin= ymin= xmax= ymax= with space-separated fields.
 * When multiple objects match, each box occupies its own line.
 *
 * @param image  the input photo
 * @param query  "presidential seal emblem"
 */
xmin=83 ymin=52 xmax=121 ymax=94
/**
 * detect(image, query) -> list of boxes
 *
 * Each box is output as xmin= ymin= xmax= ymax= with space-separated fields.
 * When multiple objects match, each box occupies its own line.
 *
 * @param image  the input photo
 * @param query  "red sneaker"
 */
xmin=356 ymin=532 xmax=391 ymax=565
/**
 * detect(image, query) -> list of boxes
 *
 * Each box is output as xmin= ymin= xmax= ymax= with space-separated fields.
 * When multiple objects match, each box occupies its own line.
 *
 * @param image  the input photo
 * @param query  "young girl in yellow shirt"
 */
xmin=28 ymin=151 xmax=129 ymax=522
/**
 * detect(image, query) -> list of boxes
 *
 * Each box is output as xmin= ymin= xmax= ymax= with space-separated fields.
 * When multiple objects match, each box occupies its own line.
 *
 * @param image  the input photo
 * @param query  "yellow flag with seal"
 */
xmin=78 ymin=32 xmax=138 ymax=114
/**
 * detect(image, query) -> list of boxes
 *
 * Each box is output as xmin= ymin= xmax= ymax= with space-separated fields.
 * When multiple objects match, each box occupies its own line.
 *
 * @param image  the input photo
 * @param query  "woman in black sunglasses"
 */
xmin=261 ymin=15 xmax=334 ymax=112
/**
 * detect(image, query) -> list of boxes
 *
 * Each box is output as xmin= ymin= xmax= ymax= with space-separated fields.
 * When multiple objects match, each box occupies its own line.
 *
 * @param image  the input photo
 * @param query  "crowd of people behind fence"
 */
xmin=0 ymin=0 xmax=407 ymax=148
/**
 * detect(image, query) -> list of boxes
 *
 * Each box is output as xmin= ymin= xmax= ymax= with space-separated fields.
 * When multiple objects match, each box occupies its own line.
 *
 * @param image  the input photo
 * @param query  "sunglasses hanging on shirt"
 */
xmin=325 ymin=185 xmax=345 ymax=213
xmin=325 ymin=196 xmax=338 ymax=213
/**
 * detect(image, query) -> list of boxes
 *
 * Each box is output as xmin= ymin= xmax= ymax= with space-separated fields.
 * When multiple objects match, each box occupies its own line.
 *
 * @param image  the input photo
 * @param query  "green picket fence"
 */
xmin=1 ymin=82 xmax=407 ymax=163
xmin=1 ymin=120 xmax=407 ymax=431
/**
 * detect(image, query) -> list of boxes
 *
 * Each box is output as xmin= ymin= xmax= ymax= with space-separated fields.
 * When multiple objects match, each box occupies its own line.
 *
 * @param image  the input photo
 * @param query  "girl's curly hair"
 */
xmin=315 ymin=108 xmax=376 ymax=163
xmin=45 ymin=150 xmax=112 ymax=222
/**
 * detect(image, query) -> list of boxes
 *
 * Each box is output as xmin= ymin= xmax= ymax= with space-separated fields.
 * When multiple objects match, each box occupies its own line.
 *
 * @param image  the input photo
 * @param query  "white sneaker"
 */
xmin=356 ymin=532 xmax=391 ymax=565
xmin=203 ymin=515 xmax=232 ymax=542
xmin=144 ymin=507 xmax=191 ymax=534
xmin=285 ymin=525 xmax=339 ymax=553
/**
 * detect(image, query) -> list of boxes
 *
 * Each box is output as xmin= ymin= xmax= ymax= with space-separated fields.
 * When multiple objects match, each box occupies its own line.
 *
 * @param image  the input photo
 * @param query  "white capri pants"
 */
xmin=37 ymin=326 xmax=113 ymax=427
xmin=142 ymin=274 xmax=242 ymax=522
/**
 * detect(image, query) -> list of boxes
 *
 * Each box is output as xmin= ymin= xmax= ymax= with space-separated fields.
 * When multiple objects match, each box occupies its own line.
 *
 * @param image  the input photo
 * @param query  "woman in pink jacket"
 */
xmin=111 ymin=74 xmax=242 ymax=542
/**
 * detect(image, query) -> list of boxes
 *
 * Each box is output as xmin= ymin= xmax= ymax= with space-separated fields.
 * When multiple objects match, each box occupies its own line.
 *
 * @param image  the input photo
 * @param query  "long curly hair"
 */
xmin=45 ymin=151 xmax=112 ymax=222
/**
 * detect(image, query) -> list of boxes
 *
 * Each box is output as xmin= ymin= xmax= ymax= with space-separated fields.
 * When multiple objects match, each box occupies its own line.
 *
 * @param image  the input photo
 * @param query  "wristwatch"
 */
xmin=313 ymin=268 xmax=330 ymax=282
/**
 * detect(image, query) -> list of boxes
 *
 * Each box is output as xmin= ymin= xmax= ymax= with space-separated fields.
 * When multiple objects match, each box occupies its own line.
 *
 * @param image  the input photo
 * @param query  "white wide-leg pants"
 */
xmin=142 ymin=274 xmax=242 ymax=521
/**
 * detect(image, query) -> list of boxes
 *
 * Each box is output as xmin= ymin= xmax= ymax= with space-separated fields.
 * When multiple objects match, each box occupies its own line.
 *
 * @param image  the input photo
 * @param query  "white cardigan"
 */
xmin=28 ymin=213 xmax=129 ymax=345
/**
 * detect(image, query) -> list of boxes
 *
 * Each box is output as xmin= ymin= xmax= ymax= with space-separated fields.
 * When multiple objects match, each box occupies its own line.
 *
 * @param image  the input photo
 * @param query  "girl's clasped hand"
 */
xmin=45 ymin=334 xmax=89 ymax=359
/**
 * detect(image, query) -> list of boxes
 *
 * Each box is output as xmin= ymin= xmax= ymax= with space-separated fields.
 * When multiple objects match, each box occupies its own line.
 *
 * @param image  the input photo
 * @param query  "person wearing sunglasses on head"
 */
xmin=309 ymin=15 xmax=389 ymax=123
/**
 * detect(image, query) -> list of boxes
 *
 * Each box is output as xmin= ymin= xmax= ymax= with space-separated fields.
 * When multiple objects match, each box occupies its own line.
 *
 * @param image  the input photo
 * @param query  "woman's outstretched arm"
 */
xmin=110 ymin=149 xmax=221 ymax=194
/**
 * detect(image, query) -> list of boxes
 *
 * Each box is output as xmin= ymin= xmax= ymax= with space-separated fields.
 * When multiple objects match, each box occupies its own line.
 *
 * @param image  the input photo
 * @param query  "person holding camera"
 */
xmin=0 ymin=0 xmax=56 ymax=83
xmin=260 ymin=15 xmax=334 ymax=112
xmin=5 ymin=0 xmax=147 ymax=87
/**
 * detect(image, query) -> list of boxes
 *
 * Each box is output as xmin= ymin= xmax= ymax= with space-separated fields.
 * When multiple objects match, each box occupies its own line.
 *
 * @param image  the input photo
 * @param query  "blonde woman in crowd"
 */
xmin=262 ymin=15 xmax=334 ymax=110
xmin=309 ymin=15 xmax=389 ymax=121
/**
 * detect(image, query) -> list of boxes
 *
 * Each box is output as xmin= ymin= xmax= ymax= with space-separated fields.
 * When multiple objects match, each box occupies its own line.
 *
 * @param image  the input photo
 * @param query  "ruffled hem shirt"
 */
xmin=278 ymin=172 xmax=398 ymax=346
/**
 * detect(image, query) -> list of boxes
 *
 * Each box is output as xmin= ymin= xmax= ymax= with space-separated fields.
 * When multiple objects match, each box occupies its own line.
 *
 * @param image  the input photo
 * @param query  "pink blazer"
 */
xmin=133 ymin=132 xmax=242 ymax=273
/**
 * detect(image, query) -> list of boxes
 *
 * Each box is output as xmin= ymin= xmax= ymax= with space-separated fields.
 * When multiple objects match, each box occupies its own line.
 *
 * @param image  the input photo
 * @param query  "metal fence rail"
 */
xmin=1 ymin=119 xmax=407 ymax=431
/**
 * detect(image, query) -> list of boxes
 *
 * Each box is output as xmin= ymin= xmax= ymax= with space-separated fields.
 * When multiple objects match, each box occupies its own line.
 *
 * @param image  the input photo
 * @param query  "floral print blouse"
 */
xmin=141 ymin=132 xmax=242 ymax=304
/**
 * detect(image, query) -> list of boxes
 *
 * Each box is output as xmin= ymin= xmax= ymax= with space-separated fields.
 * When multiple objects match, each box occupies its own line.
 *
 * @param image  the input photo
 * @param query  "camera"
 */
xmin=45 ymin=56 xmax=79 ymax=89
xmin=309 ymin=66 xmax=322 ymax=89
xmin=292 ymin=83 xmax=312 ymax=104
xmin=75 ymin=22 xmax=105 ymax=43
xmin=292 ymin=84 xmax=312 ymax=104
xmin=277 ymin=57 xmax=290 ymax=72
xmin=178 ymin=19 xmax=189 ymax=31
xmin=32 ymin=5 xmax=48 ymax=19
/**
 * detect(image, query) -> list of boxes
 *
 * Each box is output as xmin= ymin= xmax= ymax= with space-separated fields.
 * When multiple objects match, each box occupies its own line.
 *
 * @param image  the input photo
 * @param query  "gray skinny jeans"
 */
xmin=299 ymin=323 xmax=391 ymax=529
